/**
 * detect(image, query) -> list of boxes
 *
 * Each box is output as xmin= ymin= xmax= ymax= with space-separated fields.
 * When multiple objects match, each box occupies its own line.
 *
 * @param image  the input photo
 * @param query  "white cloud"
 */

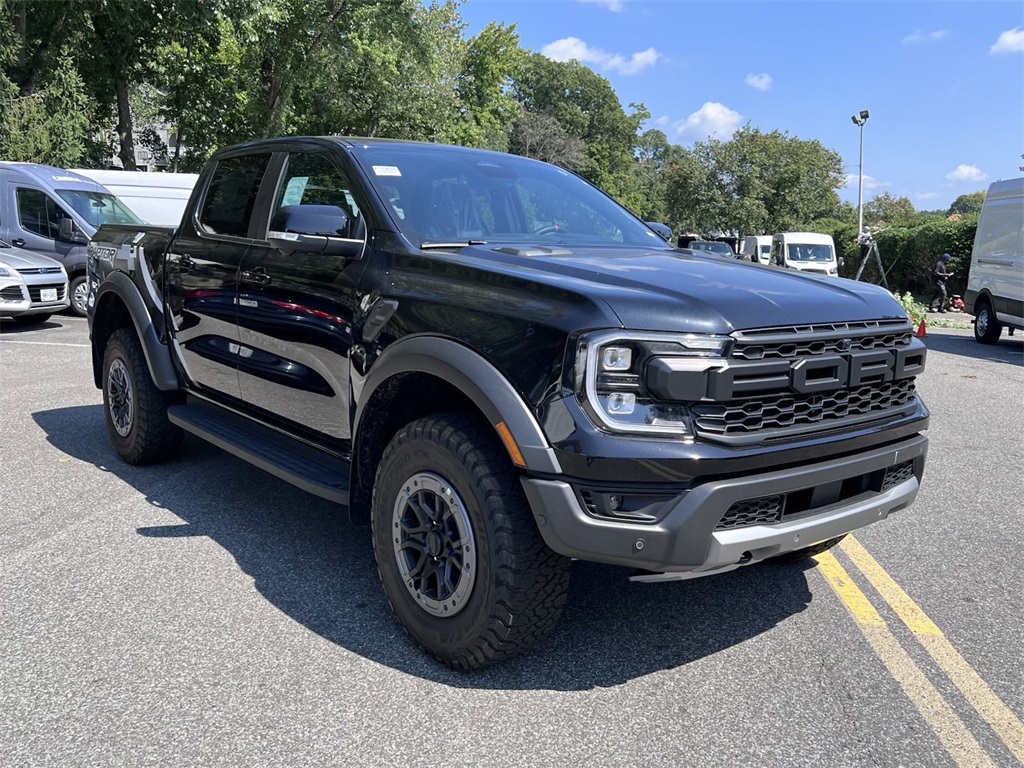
xmin=902 ymin=28 xmax=951 ymax=44
xmin=843 ymin=174 xmax=887 ymax=192
xmin=541 ymin=37 xmax=661 ymax=76
xmin=946 ymin=164 xmax=986 ymax=182
xmin=991 ymin=27 xmax=1024 ymax=54
xmin=654 ymin=115 xmax=670 ymax=127
xmin=744 ymin=73 xmax=772 ymax=91
xmin=578 ymin=0 xmax=624 ymax=11
xmin=675 ymin=102 xmax=743 ymax=141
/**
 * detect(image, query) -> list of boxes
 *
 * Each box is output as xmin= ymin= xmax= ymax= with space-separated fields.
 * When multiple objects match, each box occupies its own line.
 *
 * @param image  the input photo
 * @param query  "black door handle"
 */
xmin=11 ymin=238 xmax=25 ymax=247
xmin=178 ymin=254 xmax=194 ymax=274
xmin=241 ymin=268 xmax=272 ymax=286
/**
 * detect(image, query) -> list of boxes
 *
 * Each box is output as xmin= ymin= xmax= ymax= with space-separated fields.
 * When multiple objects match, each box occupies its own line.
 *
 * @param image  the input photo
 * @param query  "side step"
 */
xmin=167 ymin=400 xmax=350 ymax=505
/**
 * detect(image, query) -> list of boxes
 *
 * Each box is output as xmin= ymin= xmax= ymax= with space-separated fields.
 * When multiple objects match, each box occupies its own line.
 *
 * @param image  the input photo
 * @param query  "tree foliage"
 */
xmin=864 ymin=192 xmax=916 ymax=227
xmin=947 ymin=190 xmax=986 ymax=216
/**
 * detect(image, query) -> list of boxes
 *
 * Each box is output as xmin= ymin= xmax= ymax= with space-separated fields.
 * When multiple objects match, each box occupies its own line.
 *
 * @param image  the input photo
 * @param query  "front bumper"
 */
xmin=521 ymin=433 xmax=927 ymax=576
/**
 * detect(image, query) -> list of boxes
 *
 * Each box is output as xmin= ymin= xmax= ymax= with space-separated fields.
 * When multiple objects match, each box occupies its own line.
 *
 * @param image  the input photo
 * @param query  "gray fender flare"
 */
xmin=94 ymin=271 xmax=180 ymax=391
xmin=354 ymin=335 xmax=562 ymax=474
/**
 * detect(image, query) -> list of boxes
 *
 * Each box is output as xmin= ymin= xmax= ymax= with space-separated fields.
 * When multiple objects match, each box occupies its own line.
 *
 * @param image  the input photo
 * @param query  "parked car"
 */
xmin=0 ymin=162 xmax=142 ymax=317
xmin=965 ymin=177 xmax=1024 ymax=344
xmin=0 ymin=238 xmax=70 ymax=325
xmin=70 ymin=168 xmax=200 ymax=226
xmin=687 ymin=240 xmax=737 ymax=258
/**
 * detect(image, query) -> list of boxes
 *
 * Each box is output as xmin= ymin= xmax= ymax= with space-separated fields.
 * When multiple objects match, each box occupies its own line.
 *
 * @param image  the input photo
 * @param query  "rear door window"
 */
xmin=199 ymin=154 xmax=270 ymax=238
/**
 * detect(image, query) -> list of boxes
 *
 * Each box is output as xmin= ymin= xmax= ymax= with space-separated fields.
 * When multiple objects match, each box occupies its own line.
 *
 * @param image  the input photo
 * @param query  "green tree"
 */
xmin=864 ymin=192 xmax=916 ymax=227
xmin=455 ymin=22 xmax=524 ymax=150
xmin=946 ymin=190 xmax=986 ymax=216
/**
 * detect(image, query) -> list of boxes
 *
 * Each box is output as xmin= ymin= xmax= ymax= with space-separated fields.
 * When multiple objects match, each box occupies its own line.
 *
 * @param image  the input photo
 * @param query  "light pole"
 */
xmin=851 ymin=109 xmax=870 ymax=237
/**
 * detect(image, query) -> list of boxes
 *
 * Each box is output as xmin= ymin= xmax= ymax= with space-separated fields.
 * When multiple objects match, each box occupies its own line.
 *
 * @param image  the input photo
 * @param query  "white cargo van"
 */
xmin=740 ymin=235 xmax=772 ymax=264
xmin=770 ymin=232 xmax=840 ymax=276
xmin=965 ymin=177 xmax=1023 ymax=344
xmin=70 ymin=168 xmax=199 ymax=225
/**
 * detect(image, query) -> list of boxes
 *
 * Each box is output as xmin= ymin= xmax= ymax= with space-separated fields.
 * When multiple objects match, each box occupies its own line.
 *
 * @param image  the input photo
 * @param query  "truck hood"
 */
xmin=457 ymin=244 xmax=905 ymax=333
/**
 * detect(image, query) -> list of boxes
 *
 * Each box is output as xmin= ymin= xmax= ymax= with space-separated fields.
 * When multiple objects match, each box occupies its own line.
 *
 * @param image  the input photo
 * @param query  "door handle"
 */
xmin=241 ymin=268 xmax=272 ymax=286
xmin=11 ymin=238 xmax=25 ymax=247
xmin=178 ymin=254 xmax=194 ymax=274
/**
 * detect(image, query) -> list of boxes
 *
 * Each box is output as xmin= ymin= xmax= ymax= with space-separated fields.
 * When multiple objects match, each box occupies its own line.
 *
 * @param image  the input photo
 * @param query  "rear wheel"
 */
xmin=771 ymin=534 xmax=847 ymax=564
xmin=102 ymin=327 xmax=183 ymax=464
xmin=974 ymin=298 xmax=1002 ymax=344
xmin=371 ymin=412 xmax=570 ymax=669
xmin=12 ymin=314 xmax=50 ymax=326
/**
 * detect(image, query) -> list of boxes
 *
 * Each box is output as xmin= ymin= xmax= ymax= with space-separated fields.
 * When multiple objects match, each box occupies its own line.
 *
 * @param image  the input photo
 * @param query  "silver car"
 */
xmin=0 ymin=239 xmax=70 ymax=325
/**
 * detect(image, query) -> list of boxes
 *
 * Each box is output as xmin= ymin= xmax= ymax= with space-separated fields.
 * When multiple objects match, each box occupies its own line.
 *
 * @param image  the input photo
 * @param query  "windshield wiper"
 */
xmin=420 ymin=240 xmax=488 ymax=250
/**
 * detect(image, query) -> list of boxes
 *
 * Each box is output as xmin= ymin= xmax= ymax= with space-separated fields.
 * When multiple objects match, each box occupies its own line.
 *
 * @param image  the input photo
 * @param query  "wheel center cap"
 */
xmin=426 ymin=531 xmax=443 ymax=557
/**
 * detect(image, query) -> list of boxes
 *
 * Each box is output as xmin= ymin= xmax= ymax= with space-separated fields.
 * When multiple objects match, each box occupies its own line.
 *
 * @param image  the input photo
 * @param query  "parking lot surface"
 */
xmin=1 ymin=316 xmax=1022 ymax=767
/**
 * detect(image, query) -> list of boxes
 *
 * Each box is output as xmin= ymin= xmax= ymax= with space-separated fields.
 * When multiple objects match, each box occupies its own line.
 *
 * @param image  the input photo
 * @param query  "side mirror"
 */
xmin=268 ymin=204 xmax=363 ymax=258
xmin=58 ymin=217 xmax=89 ymax=244
xmin=838 ymin=256 xmax=845 ymax=268
xmin=645 ymin=222 xmax=673 ymax=242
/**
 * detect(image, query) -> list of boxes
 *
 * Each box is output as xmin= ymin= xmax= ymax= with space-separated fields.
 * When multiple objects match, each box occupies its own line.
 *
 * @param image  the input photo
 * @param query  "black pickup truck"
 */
xmin=87 ymin=137 xmax=929 ymax=669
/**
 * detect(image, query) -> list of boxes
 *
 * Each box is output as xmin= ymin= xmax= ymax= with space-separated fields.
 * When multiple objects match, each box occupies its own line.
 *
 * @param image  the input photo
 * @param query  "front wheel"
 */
xmin=102 ymin=327 xmax=183 ymax=464
xmin=974 ymin=298 xmax=1002 ymax=344
xmin=371 ymin=412 xmax=570 ymax=669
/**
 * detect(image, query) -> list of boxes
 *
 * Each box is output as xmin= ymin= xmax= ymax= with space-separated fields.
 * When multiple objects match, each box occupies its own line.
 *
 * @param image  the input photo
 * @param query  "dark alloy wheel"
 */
xmin=102 ymin=327 xmax=183 ymax=464
xmin=371 ymin=412 xmax=571 ymax=670
xmin=69 ymin=275 xmax=88 ymax=317
xmin=974 ymin=298 xmax=1002 ymax=344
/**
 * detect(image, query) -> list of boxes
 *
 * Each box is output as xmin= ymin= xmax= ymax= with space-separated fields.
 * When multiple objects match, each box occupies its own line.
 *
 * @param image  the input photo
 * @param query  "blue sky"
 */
xmin=458 ymin=0 xmax=1024 ymax=211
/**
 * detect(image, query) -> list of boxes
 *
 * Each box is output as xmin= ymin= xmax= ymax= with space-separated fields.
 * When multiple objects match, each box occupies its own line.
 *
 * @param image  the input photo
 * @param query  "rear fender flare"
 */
xmin=93 ymin=271 xmax=179 ymax=391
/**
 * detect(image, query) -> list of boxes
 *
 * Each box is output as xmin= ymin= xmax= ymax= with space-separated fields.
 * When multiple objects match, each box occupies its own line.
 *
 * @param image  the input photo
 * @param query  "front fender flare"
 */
xmin=93 ymin=271 xmax=179 ymax=391
xmin=354 ymin=335 xmax=562 ymax=474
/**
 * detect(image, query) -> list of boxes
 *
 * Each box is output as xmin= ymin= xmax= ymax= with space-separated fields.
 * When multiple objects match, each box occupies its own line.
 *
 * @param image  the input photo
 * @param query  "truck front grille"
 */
xmin=731 ymin=320 xmax=913 ymax=360
xmin=716 ymin=495 xmax=784 ymax=529
xmin=692 ymin=379 xmax=916 ymax=436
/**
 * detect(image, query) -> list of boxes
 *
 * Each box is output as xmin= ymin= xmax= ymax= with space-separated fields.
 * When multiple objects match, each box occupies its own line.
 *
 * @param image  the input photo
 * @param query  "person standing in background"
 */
xmin=930 ymin=253 xmax=954 ymax=312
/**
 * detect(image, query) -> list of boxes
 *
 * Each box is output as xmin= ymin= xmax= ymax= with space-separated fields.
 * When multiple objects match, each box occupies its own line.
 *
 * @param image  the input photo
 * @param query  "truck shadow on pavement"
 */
xmin=35 ymin=404 xmax=815 ymax=691
xmin=923 ymin=330 xmax=1024 ymax=367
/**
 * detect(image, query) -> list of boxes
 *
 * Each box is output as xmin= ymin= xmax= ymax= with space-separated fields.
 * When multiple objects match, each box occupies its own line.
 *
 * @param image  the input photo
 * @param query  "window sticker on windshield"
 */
xmin=373 ymin=165 xmax=402 ymax=177
xmin=282 ymin=177 xmax=309 ymax=206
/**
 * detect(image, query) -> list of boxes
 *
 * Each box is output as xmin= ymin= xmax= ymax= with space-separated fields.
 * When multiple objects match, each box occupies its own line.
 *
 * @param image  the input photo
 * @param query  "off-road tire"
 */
xmin=12 ymin=314 xmax=50 ymax=326
xmin=102 ymin=327 xmax=183 ymax=464
xmin=371 ymin=411 xmax=571 ymax=670
xmin=973 ymin=297 xmax=1002 ymax=345
xmin=771 ymin=534 xmax=847 ymax=564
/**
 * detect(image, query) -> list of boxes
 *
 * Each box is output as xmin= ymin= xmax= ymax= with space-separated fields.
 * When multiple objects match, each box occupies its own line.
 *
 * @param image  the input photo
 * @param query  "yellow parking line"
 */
xmin=816 ymin=551 xmax=996 ymax=768
xmin=841 ymin=536 xmax=1024 ymax=764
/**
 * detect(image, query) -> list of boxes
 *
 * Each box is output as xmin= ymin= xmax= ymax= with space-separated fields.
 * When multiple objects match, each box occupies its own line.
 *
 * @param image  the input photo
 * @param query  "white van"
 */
xmin=965 ymin=177 xmax=1024 ymax=344
xmin=70 ymin=168 xmax=199 ymax=225
xmin=740 ymin=235 xmax=772 ymax=264
xmin=770 ymin=232 xmax=840 ymax=276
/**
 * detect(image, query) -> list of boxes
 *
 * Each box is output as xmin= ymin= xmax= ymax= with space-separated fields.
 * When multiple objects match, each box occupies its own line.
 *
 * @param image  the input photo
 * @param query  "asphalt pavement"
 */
xmin=1 ymin=315 xmax=1021 ymax=767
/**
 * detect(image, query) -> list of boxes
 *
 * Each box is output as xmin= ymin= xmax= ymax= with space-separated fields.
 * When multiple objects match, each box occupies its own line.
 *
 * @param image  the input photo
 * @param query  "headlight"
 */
xmin=575 ymin=330 xmax=731 ymax=437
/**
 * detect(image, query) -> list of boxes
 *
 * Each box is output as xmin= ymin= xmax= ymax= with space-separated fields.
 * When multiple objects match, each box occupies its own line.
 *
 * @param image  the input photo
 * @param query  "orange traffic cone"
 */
xmin=915 ymin=317 xmax=927 ymax=338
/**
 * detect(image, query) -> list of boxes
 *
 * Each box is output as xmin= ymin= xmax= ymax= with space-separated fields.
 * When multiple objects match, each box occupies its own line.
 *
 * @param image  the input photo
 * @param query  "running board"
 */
xmin=167 ymin=401 xmax=350 ymax=505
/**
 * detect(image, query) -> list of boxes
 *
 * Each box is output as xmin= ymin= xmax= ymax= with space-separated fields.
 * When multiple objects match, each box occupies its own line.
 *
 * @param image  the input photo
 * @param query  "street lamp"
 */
xmin=851 ymin=109 xmax=870 ymax=238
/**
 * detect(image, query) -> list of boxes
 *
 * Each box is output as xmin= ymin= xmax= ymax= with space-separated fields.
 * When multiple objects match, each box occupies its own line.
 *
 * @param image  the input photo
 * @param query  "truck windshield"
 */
xmin=354 ymin=145 xmax=671 ymax=250
xmin=55 ymin=190 xmax=143 ymax=227
xmin=786 ymin=244 xmax=834 ymax=262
